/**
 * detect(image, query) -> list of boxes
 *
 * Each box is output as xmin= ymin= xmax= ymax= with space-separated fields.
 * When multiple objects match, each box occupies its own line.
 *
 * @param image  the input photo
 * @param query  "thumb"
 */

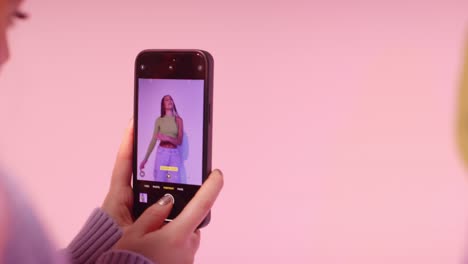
xmin=133 ymin=194 xmax=174 ymax=235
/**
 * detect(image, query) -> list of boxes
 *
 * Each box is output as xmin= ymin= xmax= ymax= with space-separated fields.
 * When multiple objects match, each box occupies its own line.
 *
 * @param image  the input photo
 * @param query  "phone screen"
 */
xmin=137 ymin=79 xmax=204 ymax=185
xmin=133 ymin=50 xmax=212 ymax=222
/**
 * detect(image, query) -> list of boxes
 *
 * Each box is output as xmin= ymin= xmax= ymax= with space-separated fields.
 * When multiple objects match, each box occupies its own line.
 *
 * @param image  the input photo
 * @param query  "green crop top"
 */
xmin=155 ymin=115 xmax=178 ymax=138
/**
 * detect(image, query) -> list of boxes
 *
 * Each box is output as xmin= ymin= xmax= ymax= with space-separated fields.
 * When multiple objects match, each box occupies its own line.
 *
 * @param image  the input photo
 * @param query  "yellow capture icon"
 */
xmin=159 ymin=166 xmax=179 ymax=172
xmin=457 ymin=33 xmax=468 ymax=167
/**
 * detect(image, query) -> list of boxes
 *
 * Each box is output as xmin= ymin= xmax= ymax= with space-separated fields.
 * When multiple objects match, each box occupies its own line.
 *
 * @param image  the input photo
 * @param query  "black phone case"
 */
xmin=132 ymin=49 xmax=214 ymax=229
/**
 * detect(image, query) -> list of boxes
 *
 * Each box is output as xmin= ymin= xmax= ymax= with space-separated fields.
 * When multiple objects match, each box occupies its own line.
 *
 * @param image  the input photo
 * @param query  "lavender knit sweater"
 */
xmin=0 ymin=170 xmax=154 ymax=264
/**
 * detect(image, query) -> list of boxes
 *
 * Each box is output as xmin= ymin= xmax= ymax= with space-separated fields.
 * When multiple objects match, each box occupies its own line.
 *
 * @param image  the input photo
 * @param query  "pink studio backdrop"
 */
xmin=1 ymin=0 xmax=468 ymax=263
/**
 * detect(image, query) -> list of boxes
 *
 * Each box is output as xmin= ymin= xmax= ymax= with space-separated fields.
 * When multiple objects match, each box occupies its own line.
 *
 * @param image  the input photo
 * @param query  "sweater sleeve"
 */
xmin=96 ymin=250 xmax=155 ymax=264
xmin=0 ymin=171 xmax=154 ymax=264
xmin=64 ymin=208 xmax=123 ymax=264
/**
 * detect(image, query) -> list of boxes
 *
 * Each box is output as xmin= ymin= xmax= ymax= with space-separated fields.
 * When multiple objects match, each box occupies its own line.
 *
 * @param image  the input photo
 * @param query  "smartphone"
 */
xmin=132 ymin=49 xmax=213 ymax=227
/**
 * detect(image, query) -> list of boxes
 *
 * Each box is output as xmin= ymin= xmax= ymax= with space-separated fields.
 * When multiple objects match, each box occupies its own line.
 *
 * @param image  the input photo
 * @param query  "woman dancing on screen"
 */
xmin=140 ymin=95 xmax=184 ymax=183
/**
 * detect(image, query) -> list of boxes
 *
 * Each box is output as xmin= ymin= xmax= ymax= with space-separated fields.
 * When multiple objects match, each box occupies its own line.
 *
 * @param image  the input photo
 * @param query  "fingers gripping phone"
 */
xmin=132 ymin=50 xmax=214 ymax=227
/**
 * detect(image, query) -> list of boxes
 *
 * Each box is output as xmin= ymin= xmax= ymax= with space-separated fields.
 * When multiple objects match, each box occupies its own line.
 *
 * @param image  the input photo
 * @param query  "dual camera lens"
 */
xmin=169 ymin=58 xmax=176 ymax=70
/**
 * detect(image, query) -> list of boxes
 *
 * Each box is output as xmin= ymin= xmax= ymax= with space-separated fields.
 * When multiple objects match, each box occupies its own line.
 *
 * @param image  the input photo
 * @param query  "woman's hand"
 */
xmin=158 ymin=134 xmax=178 ymax=145
xmin=102 ymin=119 xmax=224 ymax=263
xmin=113 ymin=169 xmax=223 ymax=264
xmin=140 ymin=159 xmax=147 ymax=170
xmin=101 ymin=120 xmax=136 ymax=229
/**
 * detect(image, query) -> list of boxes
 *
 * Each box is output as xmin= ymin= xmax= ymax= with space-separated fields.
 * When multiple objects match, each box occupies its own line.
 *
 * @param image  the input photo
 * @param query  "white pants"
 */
xmin=153 ymin=146 xmax=182 ymax=183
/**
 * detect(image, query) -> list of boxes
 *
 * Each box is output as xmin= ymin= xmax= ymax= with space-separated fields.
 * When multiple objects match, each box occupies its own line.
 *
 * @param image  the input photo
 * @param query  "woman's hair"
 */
xmin=457 ymin=35 xmax=468 ymax=168
xmin=160 ymin=95 xmax=179 ymax=117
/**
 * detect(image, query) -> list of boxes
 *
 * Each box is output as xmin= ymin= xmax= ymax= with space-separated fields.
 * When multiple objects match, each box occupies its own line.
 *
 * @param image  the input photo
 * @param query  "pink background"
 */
xmin=137 ymin=78 xmax=204 ymax=185
xmin=1 ymin=0 xmax=468 ymax=263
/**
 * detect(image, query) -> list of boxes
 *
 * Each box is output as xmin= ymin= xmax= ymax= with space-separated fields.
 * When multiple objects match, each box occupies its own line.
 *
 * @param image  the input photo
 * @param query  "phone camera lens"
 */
xmin=197 ymin=65 xmax=203 ymax=71
xmin=140 ymin=64 xmax=145 ymax=70
xmin=169 ymin=65 xmax=174 ymax=70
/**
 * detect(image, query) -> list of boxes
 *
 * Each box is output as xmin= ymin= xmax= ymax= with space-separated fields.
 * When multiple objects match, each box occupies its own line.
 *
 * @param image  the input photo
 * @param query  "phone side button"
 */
xmin=208 ymin=103 xmax=212 ymax=125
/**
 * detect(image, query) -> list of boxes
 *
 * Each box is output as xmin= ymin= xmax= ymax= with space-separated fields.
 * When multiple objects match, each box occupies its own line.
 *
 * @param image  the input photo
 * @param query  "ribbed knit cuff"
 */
xmin=96 ymin=250 xmax=155 ymax=264
xmin=66 ymin=208 xmax=122 ymax=264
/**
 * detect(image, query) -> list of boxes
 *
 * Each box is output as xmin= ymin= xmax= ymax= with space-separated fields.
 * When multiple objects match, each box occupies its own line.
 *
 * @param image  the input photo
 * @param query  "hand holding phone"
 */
xmin=111 ymin=169 xmax=223 ymax=264
xmin=101 ymin=119 xmax=223 ymax=263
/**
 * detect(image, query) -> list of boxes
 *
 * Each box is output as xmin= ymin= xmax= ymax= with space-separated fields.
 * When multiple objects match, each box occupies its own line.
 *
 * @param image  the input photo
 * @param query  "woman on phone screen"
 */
xmin=140 ymin=95 xmax=184 ymax=183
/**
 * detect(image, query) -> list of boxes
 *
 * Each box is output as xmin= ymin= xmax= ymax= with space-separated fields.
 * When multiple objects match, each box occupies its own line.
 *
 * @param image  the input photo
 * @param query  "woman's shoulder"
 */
xmin=0 ymin=169 xmax=63 ymax=263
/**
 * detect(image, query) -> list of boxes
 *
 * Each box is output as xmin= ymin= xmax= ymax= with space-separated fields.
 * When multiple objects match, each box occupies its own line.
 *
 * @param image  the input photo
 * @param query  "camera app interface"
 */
xmin=137 ymin=78 xmax=204 ymax=187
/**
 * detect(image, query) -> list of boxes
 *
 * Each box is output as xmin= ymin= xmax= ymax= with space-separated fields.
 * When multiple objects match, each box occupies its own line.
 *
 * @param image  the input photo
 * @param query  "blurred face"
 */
xmin=0 ymin=0 xmax=8 ymax=256
xmin=0 ymin=0 xmax=22 ymax=69
xmin=0 ymin=0 xmax=21 ymax=254
xmin=163 ymin=96 xmax=174 ymax=110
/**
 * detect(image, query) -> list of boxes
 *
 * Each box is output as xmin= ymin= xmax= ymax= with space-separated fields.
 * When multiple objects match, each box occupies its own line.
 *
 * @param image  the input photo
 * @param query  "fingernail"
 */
xmin=214 ymin=169 xmax=223 ymax=177
xmin=157 ymin=194 xmax=174 ymax=206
